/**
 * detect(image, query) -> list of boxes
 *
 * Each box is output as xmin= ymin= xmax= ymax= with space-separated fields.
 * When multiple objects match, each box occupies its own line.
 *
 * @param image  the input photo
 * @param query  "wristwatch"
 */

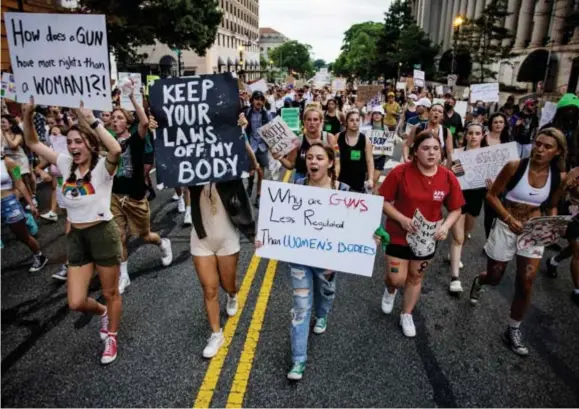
xmin=90 ymin=119 xmax=101 ymax=129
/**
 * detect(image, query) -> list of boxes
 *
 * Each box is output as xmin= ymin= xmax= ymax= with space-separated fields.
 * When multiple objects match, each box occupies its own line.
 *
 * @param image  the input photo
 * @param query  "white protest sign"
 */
xmin=406 ymin=209 xmax=441 ymax=258
xmin=257 ymin=116 xmax=301 ymax=157
xmin=470 ymin=83 xmax=499 ymax=103
xmin=249 ymin=79 xmax=268 ymax=94
xmin=396 ymin=82 xmax=406 ymax=91
xmin=332 ymin=78 xmax=346 ymax=91
xmin=368 ymin=129 xmax=394 ymax=156
xmin=433 ymin=98 xmax=445 ymax=106
xmin=462 ymin=87 xmax=470 ymax=100
xmin=435 ymin=85 xmax=444 ymax=96
xmin=454 ymin=100 xmax=468 ymax=125
xmin=413 ymin=70 xmax=425 ymax=88
xmin=256 ymin=180 xmax=383 ymax=276
xmin=517 ymin=216 xmax=572 ymax=250
xmin=1 ymin=73 xmax=18 ymax=101
xmin=451 ymin=142 xmax=519 ymax=190
xmin=539 ymin=101 xmax=558 ymax=129
xmin=319 ymin=68 xmax=328 ymax=75
xmin=5 ymin=13 xmax=111 ymax=111
xmin=118 ymin=72 xmax=143 ymax=111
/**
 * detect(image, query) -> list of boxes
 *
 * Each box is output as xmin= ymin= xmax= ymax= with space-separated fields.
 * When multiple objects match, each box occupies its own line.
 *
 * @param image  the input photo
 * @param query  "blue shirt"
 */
xmin=248 ymin=109 xmax=271 ymax=153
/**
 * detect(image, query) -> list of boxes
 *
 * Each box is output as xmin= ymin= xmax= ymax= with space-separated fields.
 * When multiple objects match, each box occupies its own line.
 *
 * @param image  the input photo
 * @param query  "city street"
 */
xmin=2 ymin=167 xmax=579 ymax=408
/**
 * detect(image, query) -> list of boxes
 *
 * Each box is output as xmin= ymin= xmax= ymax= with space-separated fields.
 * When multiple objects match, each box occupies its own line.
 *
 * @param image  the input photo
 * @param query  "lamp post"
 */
xmin=451 ymin=15 xmax=464 ymax=75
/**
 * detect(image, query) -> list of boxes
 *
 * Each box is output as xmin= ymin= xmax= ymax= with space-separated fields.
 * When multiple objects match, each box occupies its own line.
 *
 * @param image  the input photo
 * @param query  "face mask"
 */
xmin=444 ymin=103 xmax=453 ymax=112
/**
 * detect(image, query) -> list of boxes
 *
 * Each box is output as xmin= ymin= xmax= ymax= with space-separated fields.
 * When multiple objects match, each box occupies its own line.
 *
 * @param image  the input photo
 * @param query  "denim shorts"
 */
xmin=1 ymin=194 xmax=26 ymax=224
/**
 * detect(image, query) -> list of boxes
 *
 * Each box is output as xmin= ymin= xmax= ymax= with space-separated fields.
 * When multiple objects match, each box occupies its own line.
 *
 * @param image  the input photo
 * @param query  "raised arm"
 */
xmin=22 ymin=101 xmax=58 ymax=165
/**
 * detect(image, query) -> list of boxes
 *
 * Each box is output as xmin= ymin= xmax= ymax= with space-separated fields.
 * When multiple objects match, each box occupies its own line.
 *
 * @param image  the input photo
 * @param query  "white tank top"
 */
xmin=505 ymin=161 xmax=551 ymax=206
xmin=1 ymin=159 xmax=14 ymax=191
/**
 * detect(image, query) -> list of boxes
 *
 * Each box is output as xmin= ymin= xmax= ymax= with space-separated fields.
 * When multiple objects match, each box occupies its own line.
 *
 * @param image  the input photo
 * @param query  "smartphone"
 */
xmin=452 ymin=160 xmax=465 ymax=177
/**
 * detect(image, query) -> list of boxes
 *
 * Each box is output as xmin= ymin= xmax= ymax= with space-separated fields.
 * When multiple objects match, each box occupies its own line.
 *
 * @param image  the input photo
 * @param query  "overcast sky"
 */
xmin=259 ymin=0 xmax=391 ymax=63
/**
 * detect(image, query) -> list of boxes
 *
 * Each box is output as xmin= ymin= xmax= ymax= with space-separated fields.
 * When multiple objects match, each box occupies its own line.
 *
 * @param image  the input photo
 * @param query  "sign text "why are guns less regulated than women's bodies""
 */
xmin=5 ymin=12 xmax=111 ymax=111
xmin=149 ymin=74 xmax=248 ymax=188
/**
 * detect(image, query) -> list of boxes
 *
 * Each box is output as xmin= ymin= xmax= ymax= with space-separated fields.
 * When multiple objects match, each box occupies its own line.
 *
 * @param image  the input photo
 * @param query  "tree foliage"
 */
xmin=332 ymin=22 xmax=384 ymax=81
xmin=454 ymin=0 xmax=514 ymax=82
xmin=79 ymin=0 xmax=223 ymax=66
xmin=268 ymin=40 xmax=312 ymax=75
xmin=313 ymin=59 xmax=327 ymax=70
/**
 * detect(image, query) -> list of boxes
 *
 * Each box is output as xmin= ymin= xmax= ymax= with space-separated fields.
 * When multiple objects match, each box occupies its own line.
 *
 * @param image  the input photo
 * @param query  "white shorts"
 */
xmin=190 ymin=227 xmax=240 ymax=257
xmin=484 ymin=219 xmax=544 ymax=262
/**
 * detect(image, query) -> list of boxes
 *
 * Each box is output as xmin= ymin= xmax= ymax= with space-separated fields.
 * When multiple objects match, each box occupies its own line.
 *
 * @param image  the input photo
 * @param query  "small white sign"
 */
xmin=249 ymin=79 xmax=268 ymax=94
xmin=470 ymin=83 xmax=499 ymax=103
xmin=5 ymin=12 xmax=111 ymax=111
xmin=332 ymin=78 xmax=346 ymax=91
xmin=435 ymin=85 xmax=444 ymax=96
xmin=118 ymin=72 xmax=143 ymax=111
xmin=258 ymin=116 xmax=301 ymax=157
xmin=406 ymin=209 xmax=441 ymax=258
xmin=396 ymin=82 xmax=406 ymax=91
xmin=413 ymin=70 xmax=425 ymax=88
xmin=539 ymin=101 xmax=557 ymax=129
xmin=368 ymin=129 xmax=394 ymax=156
xmin=1 ymin=72 xmax=18 ymax=101
xmin=454 ymin=100 xmax=468 ymax=125
xmin=256 ymin=180 xmax=384 ymax=276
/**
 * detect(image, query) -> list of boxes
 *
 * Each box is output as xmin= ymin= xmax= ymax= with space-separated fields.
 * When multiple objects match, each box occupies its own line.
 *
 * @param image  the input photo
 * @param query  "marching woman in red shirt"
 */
xmin=379 ymin=131 xmax=464 ymax=337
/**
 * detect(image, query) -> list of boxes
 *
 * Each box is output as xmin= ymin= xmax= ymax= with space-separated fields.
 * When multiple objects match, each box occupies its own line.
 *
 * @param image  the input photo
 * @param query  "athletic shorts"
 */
xmin=111 ymin=193 xmax=151 ymax=237
xmin=1 ymin=194 xmax=26 ymax=224
xmin=462 ymin=188 xmax=487 ymax=217
xmin=484 ymin=218 xmax=544 ymax=261
xmin=143 ymin=152 xmax=155 ymax=165
xmin=566 ymin=215 xmax=579 ymax=241
xmin=68 ymin=220 xmax=122 ymax=267
xmin=385 ymin=243 xmax=436 ymax=261
xmin=373 ymin=155 xmax=386 ymax=172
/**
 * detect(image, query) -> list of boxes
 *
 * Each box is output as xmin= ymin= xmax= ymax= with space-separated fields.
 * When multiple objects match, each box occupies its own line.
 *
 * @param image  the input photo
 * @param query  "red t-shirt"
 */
xmin=379 ymin=162 xmax=465 ymax=246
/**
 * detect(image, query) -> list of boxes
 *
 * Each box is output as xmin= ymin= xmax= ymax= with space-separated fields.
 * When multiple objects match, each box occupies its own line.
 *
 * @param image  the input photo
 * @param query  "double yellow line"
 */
xmin=193 ymin=171 xmax=290 ymax=409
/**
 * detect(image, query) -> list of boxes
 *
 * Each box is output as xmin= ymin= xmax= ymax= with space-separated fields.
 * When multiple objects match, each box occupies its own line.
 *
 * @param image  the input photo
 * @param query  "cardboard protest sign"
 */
xmin=258 ymin=116 xmax=301 ymax=157
xmin=368 ymin=129 xmax=394 ymax=156
xmin=256 ymin=180 xmax=384 ymax=276
xmin=451 ymin=142 xmax=519 ymax=190
xmin=517 ymin=216 xmax=572 ymax=250
xmin=332 ymin=78 xmax=346 ymax=91
xmin=1 ymin=73 xmax=18 ymax=101
xmin=413 ymin=70 xmax=425 ymax=88
xmin=470 ymin=83 xmax=499 ymax=103
xmin=357 ymin=85 xmax=383 ymax=105
xmin=5 ymin=12 xmax=111 ymax=111
xmin=118 ymin=72 xmax=143 ymax=111
xmin=406 ymin=209 xmax=441 ymax=258
xmin=539 ymin=101 xmax=557 ymax=129
xmin=281 ymin=107 xmax=300 ymax=131
xmin=149 ymin=73 xmax=248 ymax=188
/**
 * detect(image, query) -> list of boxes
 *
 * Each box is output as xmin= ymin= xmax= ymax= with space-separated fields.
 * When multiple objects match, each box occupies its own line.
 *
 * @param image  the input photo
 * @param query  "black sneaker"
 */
xmin=51 ymin=264 xmax=68 ymax=281
xmin=546 ymin=257 xmax=558 ymax=278
xmin=501 ymin=326 xmax=529 ymax=356
xmin=469 ymin=276 xmax=483 ymax=305
xmin=29 ymin=254 xmax=48 ymax=273
xmin=146 ymin=187 xmax=156 ymax=202
xmin=571 ymin=291 xmax=579 ymax=306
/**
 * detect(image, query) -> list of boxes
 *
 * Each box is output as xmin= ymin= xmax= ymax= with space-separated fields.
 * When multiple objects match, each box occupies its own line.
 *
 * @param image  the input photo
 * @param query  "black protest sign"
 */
xmin=149 ymin=73 xmax=248 ymax=188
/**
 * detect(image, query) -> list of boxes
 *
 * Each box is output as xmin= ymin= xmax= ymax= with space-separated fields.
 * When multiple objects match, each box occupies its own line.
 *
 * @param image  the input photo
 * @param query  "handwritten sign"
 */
xmin=451 ymin=142 xmax=519 ymax=190
xmin=332 ymin=78 xmax=346 ymax=91
xmin=517 ymin=216 xmax=572 ymax=250
xmin=539 ymin=101 xmax=557 ymax=129
xmin=368 ymin=129 xmax=394 ymax=156
xmin=256 ymin=180 xmax=384 ymax=276
xmin=470 ymin=83 xmax=499 ymax=103
xmin=5 ymin=12 xmax=111 ymax=111
xmin=281 ymin=107 xmax=300 ymax=131
xmin=357 ymin=85 xmax=383 ymax=105
xmin=118 ymin=72 xmax=143 ymax=111
xmin=149 ymin=73 xmax=248 ymax=188
xmin=258 ymin=116 xmax=300 ymax=157
xmin=1 ymin=73 xmax=18 ymax=101
xmin=406 ymin=209 xmax=440 ymax=257
xmin=413 ymin=70 xmax=425 ymax=88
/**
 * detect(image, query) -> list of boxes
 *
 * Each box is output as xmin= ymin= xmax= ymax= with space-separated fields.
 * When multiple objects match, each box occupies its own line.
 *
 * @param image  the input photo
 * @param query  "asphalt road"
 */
xmin=2 ymin=152 xmax=579 ymax=408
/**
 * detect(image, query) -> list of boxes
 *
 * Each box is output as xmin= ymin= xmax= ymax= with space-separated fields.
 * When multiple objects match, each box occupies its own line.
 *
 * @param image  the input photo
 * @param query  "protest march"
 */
xmin=1 ymin=2 xmax=578 ymax=408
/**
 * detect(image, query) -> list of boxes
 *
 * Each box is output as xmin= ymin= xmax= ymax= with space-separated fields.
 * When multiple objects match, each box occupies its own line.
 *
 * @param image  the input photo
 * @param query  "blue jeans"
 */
xmin=289 ymin=264 xmax=337 ymax=363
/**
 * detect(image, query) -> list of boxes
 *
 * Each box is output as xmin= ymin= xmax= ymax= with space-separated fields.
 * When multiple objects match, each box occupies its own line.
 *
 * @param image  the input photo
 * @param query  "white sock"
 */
xmin=186 ymin=205 xmax=191 ymax=213
xmin=120 ymin=261 xmax=129 ymax=280
xmin=550 ymin=256 xmax=560 ymax=266
xmin=508 ymin=318 xmax=521 ymax=328
xmin=574 ymin=288 xmax=579 ymax=295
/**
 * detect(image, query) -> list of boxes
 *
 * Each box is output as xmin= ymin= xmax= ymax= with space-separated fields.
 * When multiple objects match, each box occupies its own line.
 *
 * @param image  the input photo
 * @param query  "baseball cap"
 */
xmin=387 ymin=92 xmax=395 ymax=97
xmin=416 ymin=97 xmax=432 ymax=108
xmin=557 ymin=93 xmax=579 ymax=110
xmin=251 ymin=90 xmax=265 ymax=100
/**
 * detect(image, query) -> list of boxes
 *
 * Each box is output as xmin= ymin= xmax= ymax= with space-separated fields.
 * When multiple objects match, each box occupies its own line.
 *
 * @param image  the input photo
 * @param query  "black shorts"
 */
xmin=373 ymin=155 xmax=386 ymax=171
xmin=462 ymin=188 xmax=486 ymax=217
xmin=385 ymin=243 xmax=436 ymax=261
xmin=143 ymin=152 xmax=155 ymax=165
xmin=566 ymin=216 xmax=579 ymax=241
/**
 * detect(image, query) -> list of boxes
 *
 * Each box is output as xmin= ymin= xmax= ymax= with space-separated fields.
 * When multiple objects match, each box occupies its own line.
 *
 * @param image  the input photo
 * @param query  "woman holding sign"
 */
xmin=379 ymin=131 xmax=464 ymax=337
xmin=469 ymin=128 xmax=566 ymax=356
xmin=22 ymin=100 xmax=123 ymax=365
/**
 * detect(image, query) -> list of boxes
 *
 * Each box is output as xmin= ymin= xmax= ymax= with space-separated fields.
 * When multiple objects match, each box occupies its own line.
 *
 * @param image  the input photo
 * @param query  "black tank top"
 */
xmin=337 ymin=132 xmax=367 ymax=192
xmin=324 ymin=113 xmax=341 ymax=135
xmin=295 ymin=132 xmax=328 ymax=176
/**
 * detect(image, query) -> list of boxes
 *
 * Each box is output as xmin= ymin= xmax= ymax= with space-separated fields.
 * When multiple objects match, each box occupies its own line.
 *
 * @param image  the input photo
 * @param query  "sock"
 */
xmin=550 ymin=256 xmax=560 ymax=266
xmin=101 ymin=307 xmax=108 ymax=317
xmin=508 ymin=318 xmax=521 ymax=328
xmin=108 ymin=331 xmax=118 ymax=337
xmin=574 ymin=288 xmax=579 ymax=295
xmin=120 ymin=261 xmax=129 ymax=279
xmin=186 ymin=205 xmax=191 ymax=213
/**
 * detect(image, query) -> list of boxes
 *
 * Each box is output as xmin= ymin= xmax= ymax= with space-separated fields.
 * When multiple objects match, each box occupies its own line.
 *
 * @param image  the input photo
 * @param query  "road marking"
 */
xmin=225 ymin=258 xmax=278 ymax=408
xmin=193 ymin=170 xmax=291 ymax=408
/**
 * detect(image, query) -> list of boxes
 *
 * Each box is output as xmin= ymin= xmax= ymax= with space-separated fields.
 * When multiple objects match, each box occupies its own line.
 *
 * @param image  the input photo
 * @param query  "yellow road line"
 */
xmin=225 ymin=258 xmax=279 ymax=408
xmin=193 ymin=170 xmax=291 ymax=408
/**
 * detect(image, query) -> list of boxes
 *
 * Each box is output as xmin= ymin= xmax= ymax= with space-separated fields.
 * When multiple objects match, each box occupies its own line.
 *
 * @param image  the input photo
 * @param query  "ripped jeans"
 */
xmin=289 ymin=264 xmax=337 ymax=363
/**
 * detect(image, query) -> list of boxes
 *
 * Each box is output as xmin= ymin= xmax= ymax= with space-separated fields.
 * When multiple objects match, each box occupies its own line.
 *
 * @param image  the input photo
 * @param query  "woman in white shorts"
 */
xmin=469 ymin=128 xmax=567 ymax=357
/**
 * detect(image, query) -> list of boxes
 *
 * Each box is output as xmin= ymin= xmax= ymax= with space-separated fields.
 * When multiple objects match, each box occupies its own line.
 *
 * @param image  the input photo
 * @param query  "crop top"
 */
xmin=56 ymin=153 xmax=115 ymax=223
xmin=505 ymin=160 xmax=551 ymax=206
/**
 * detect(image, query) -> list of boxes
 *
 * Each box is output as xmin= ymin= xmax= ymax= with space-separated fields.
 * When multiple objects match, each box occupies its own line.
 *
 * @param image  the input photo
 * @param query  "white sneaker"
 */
xmin=400 ymin=313 xmax=416 ymax=337
xmin=157 ymin=183 xmax=165 ymax=190
xmin=183 ymin=211 xmax=192 ymax=226
xmin=381 ymin=288 xmax=397 ymax=315
xmin=118 ymin=276 xmax=131 ymax=294
xmin=40 ymin=210 xmax=58 ymax=222
xmin=449 ymin=279 xmax=463 ymax=293
xmin=203 ymin=331 xmax=225 ymax=358
xmin=226 ymin=294 xmax=238 ymax=317
xmin=178 ymin=197 xmax=186 ymax=213
xmin=160 ymin=238 xmax=173 ymax=266
xmin=171 ymin=193 xmax=180 ymax=201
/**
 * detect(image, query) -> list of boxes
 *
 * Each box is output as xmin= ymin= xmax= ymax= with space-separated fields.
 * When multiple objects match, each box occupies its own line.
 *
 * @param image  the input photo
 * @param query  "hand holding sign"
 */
xmin=406 ymin=209 xmax=441 ymax=257
xmin=258 ymin=117 xmax=300 ymax=158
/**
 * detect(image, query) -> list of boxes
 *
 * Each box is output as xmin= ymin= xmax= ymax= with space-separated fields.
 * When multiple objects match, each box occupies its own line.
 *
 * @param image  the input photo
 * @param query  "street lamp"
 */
xmin=451 ymin=15 xmax=464 ymax=75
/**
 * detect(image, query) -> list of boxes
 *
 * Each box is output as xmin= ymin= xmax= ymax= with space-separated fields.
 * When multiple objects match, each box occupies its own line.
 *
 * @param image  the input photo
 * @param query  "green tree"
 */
xmin=454 ymin=0 xmax=514 ymax=82
xmin=313 ymin=59 xmax=327 ymax=70
xmin=268 ymin=40 xmax=312 ymax=75
xmin=333 ymin=21 xmax=384 ymax=81
xmin=79 ymin=0 xmax=223 ymax=65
